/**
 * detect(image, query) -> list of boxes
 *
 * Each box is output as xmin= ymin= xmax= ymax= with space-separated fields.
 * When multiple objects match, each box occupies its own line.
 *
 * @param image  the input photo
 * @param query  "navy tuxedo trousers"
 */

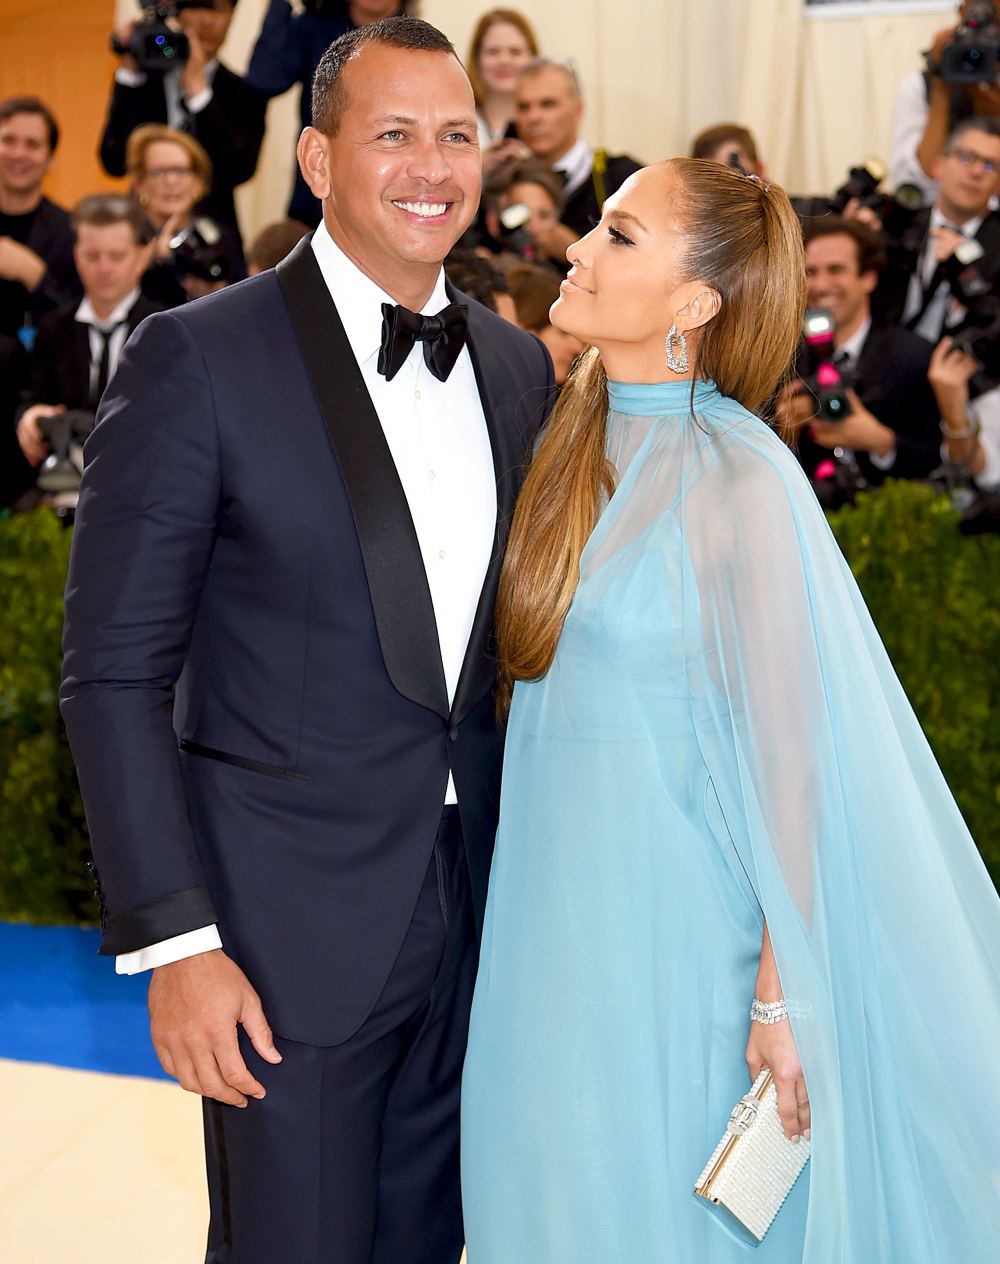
xmin=203 ymin=808 xmax=475 ymax=1263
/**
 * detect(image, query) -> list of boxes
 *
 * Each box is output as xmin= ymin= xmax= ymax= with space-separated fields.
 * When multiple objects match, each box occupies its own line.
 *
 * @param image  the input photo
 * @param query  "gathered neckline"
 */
xmin=606 ymin=378 xmax=719 ymax=416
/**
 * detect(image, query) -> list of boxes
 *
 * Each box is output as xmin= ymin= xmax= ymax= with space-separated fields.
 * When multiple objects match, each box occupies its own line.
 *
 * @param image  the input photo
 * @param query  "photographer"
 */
xmin=247 ymin=2 xmax=407 ymax=225
xmin=15 ymin=195 xmax=162 ymax=477
xmin=482 ymin=160 xmax=566 ymax=270
xmin=101 ymin=0 xmax=266 ymax=252
xmin=0 ymin=96 xmax=80 ymax=346
xmin=929 ymin=335 xmax=1000 ymax=490
xmin=778 ymin=217 xmax=941 ymax=489
xmin=514 ymin=57 xmax=642 ymax=246
xmin=891 ymin=1 xmax=1000 ymax=205
xmin=127 ymin=124 xmax=242 ymax=307
xmin=880 ymin=117 xmax=1000 ymax=345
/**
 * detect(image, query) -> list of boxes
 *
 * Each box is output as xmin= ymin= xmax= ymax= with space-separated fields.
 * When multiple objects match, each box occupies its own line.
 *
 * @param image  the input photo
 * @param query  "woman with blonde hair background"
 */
xmin=126 ymin=124 xmax=243 ymax=306
xmin=466 ymin=8 xmax=539 ymax=173
xmin=461 ymin=159 xmax=1000 ymax=1260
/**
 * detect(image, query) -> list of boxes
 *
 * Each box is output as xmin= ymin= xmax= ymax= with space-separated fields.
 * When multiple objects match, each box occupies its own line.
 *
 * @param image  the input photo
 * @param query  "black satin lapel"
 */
xmin=449 ymin=293 xmax=523 ymax=728
xmin=276 ymin=237 xmax=449 ymax=720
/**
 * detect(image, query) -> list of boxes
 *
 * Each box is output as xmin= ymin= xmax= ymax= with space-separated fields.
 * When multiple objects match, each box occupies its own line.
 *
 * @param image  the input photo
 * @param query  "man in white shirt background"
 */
xmin=61 ymin=15 xmax=553 ymax=1264
xmin=15 ymin=193 xmax=161 ymax=478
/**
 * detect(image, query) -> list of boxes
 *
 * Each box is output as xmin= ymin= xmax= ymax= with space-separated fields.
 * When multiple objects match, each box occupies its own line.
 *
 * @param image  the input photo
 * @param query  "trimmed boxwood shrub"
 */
xmin=0 ymin=482 xmax=997 ymax=925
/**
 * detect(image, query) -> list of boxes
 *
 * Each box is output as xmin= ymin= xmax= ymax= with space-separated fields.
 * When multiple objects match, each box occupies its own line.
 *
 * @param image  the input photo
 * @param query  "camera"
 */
xmin=830 ymin=157 xmax=887 ymax=214
xmin=35 ymin=409 xmax=97 ymax=508
xmin=934 ymin=1 xmax=1000 ymax=87
xmin=169 ymin=218 xmax=231 ymax=284
xmin=801 ymin=309 xmax=852 ymax=422
xmin=497 ymin=203 xmax=538 ymax=261
xmin=111 ymin=2 xmax=219 ymax=73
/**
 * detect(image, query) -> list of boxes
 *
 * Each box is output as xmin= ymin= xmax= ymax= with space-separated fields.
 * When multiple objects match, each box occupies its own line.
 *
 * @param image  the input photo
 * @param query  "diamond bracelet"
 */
xmin=750 ymin=998 xmax=789 ymax=1025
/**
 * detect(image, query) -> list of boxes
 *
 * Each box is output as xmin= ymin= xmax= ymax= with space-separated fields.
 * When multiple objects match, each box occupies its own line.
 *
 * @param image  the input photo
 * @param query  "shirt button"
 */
xmin=438 ymin=549 xmax=446 ymax=559
xmin=429 ymin=469 xmax=436 ymax=480
xmin=415 ymin=389 xmax=422 ymax=400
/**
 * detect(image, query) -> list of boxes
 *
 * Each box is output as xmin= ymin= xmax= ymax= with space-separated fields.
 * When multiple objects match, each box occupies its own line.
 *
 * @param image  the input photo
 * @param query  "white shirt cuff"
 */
xmin=870 ymin=445 xmax=897 ymax=471
xmin=115 ymin=66 xmax=147 ymax=88
xmin=115 ymin=924 xmax=222 ymax=975
xmin=184 ymin=86 xmax=213 ymax=114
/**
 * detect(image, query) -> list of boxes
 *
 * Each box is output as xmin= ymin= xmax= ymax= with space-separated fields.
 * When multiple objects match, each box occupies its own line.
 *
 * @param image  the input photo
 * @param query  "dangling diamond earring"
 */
xmin=665 ymin=324 xmax=689 ymax=374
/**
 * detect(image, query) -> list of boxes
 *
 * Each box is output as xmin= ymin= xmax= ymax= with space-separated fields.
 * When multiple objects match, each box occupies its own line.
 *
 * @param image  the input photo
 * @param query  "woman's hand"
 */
xmin=750 ymin=921 xmax=810 ymax=1143
xmin=746 ymin=1017 xmax=810 ymax=1143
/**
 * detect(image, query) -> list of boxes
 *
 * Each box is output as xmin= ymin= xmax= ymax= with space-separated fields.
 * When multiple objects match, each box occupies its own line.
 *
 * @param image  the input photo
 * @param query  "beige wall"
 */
xmin=108 ymin=0 xmax=956 ymax=240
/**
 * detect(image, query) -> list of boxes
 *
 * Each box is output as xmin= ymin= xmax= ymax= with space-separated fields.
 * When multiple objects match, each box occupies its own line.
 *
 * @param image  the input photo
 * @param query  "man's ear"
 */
xmin=860 ymin=269 xmax=879 ymax=297
xmin=673 ymin=282 xmax=722 ymax=333
xmin=298 ymin=127 xmax=332 ymax=200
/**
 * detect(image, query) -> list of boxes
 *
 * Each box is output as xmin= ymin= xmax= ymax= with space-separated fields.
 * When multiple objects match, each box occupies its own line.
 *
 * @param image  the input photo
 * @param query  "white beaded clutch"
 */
xmin=694 ymin=1069 xmax=810 ymax=1242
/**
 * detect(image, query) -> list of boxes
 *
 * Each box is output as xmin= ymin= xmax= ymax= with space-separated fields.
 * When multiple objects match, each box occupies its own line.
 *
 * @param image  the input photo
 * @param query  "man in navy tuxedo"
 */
xmin=61 ymin=16 xmax=553 ymax=1264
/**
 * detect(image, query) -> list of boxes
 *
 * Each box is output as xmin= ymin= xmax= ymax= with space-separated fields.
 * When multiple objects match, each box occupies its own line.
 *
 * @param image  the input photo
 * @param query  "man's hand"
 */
xmin=811 ymin=388 xmax=895 ymax=457
xmin=17 ymin=403 xmax=63 ymax=466
xmin=929 ymin=225 xmax=966 ymax=264
xmin=775 ymin=379 xmax=816 ymax=439
xmin=113 ymin=20 xmax=141 ymax=75
xmin=842 ymin=197 xmax=882 ymax=233
xmin=0 ymin=237 xmax=47 ymax=291
xmin=531 ymin=218 xmax=578 ymax=261
xmin=181 ymin=26 xmax=211 ymax=100
xmin=149 ymin=949 xmax=283 ymax=1108
xmin=929 ymin=335 xmax=977 ymax=415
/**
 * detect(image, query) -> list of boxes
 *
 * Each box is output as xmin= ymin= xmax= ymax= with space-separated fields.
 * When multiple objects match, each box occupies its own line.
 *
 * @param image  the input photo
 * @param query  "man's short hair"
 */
xmin=0 ymin=96 xmax=59 ymax=154
xmin=71 ymin=194 xmax=148 ymax=246
xmin=507 ymin=262 xmax=561 ymax=331
xmin=945 ymin=115 xmax=1000 ymax=152
xmin=312 ymin=16 xmax=457 ymax=138
xmin=803 ymin=215 xmax=887 ymax=276
xmin=247 ymin=218 xmax=311 ymax=272
xmin=517 ymin=56 xmax=582 ymax=99
xmin=690 ymin=123 xmax=760 ymax=165
xmin=444 ymin=247 xmax=509 ymax=313
xmin=484 ymin=160 xmax=565 ymax=214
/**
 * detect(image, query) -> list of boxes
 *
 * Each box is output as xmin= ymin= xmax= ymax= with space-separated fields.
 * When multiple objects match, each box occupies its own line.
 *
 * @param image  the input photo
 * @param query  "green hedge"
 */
xmin=1 ymin=484 xmax=997 ymax=924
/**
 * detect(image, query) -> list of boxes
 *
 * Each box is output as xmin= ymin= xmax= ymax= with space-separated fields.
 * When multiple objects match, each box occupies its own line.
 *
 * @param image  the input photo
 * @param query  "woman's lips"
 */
xmin=560 ymin=274 xmax=593 ymax=295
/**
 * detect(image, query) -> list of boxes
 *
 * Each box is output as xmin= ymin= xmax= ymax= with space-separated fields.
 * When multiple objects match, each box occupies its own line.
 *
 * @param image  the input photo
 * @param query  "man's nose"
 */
xmin=406 ymin=139 xmax=453 ymax=183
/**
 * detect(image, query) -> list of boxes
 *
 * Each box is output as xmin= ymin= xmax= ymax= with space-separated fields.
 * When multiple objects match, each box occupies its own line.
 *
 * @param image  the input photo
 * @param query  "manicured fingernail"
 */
xmin=791 ymin=1134 xmax=800 ymax=1144
xmin=253 ymin=1091 xmax=266 ymax=1099
xmin=803 ymin=1129 xmax=811 ymax=1141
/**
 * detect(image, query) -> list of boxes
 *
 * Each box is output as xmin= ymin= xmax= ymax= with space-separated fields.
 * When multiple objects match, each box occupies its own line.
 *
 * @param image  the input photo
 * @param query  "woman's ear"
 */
xmin=673 ymin=283 xmax=722 ymax=333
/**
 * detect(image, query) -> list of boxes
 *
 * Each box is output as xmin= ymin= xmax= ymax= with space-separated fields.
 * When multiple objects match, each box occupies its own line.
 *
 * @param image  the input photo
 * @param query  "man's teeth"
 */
xmin=394 ymin=201 xmax=448 ymax=217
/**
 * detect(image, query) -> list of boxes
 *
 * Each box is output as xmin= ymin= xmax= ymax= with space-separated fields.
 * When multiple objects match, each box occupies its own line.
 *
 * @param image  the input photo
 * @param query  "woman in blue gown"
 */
xmin=461 ymin=159 xmax=1000 ymax=1261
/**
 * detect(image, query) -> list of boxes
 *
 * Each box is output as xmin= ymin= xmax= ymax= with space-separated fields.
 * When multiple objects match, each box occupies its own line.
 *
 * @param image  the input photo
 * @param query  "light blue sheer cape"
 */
xmin=462 ymin=379 xmax=1000 ymax=1262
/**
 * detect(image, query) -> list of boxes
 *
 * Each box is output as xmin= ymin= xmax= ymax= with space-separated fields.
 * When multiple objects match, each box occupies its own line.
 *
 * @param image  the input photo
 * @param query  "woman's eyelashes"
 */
xmin=608 ymin=224 xmax=635 ymax=247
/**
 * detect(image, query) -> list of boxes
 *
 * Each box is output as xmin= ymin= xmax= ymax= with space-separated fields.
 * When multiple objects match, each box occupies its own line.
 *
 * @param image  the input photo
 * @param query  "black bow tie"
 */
xmin=378 ymin=301 xmax=469 ymax=383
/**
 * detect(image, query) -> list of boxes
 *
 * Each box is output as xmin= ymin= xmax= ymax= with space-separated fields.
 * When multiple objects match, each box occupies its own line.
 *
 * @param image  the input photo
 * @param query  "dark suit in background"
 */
xmin=98 ymin=66 xmax=267 ymax=248
xmin=561 ymin=152 xmax=644 ymax=239
xmin=0 ymin=333 xmax=31 ymax=509
xmin=61 ymin=237 xmax=553 ymax=1262
xmin=0 ymin=196 xmax=81 ymax=342
xmin=24 ymin=294 xmax=162 ymax=412
xmin=795 ymin=323 xmax=942 ymax=486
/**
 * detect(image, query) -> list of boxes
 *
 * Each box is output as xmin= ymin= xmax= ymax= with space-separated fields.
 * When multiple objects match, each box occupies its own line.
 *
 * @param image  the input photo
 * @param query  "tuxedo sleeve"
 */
xmin=885 ymin=343 xmax=941 ymax=480
xmin=99 ymin=78 xmax=158 ymax=177
xmin=61 ymin=311 xmax=221 ymax=954
xmin=246 ymin=0 xmax=303 ymax=99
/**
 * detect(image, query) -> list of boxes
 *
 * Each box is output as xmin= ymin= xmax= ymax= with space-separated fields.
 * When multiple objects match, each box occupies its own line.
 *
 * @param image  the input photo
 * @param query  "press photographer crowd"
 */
xmin=2 ymin=0 xmax=1000 ymax=531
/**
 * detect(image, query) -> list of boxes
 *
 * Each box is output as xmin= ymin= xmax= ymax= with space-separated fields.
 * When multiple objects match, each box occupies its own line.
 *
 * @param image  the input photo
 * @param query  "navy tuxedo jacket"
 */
xmin=61 ymin=237 xmax=554 ymax=1045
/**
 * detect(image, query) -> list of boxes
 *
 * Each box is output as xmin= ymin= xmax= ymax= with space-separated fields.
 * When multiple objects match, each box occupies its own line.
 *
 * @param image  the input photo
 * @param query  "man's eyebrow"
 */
xmin=371 ymin=114 xmax=477 ymax=128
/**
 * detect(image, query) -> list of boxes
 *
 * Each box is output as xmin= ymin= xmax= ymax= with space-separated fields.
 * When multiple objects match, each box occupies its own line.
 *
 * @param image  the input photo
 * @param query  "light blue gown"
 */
xmin=461 ymin=379 xmax=1000 ymax=1263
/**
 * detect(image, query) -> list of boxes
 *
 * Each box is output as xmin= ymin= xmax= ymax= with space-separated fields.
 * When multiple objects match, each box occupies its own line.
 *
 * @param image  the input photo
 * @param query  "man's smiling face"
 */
xmin=319 ymin=44 xmax=482 ymax=292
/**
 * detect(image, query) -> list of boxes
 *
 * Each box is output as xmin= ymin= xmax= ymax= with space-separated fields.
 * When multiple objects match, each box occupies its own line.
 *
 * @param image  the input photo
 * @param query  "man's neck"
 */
xmin=549 ymin=136 xmax=583 ymax=168
xmin=834 ymin=305 xmax=870 ymax=350
xmin=88 ymin=294 xmax=128 ymax=324
xmin=324 ymin=214 xmax=439 ymax=311
xmin=0 ymin=185 xmax=43 ymax=216
xmin=936 ymin=196 xmax=985 ymax=229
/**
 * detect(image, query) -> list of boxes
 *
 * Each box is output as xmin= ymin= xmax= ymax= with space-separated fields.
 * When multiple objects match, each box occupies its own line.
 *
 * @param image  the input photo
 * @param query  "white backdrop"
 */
xmin=116 ymin=0 xmax=955 ymax=238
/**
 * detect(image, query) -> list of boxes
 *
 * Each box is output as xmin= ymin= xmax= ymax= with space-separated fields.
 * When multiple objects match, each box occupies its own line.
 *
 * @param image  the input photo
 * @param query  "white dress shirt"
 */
xmin=553 ymin=138 xmax=594 ymax=201
xmin=117 ymin=222 xmax=497 ymax=975
xmin=75 ymin=288 xmax=140 ymax=399
xmin=115 ymin=62 xmax=217 ymax=125
xmin=902 ymin=207 xmax=985 ymax=344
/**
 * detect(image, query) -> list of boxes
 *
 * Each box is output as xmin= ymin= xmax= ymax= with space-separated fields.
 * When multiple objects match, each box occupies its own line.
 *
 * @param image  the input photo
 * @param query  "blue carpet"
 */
xmin=0 ymin=922 xmax=169 ymax=1079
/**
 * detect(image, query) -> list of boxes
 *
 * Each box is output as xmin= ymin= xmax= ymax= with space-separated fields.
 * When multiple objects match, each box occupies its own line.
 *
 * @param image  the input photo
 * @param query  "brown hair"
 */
xmin=71 ymin=193 xmax=148 ymax=245
xmin=247 ymin=218 xmax=311 ymax=272
xmin=312 ymin=15 xmax=456 ymax=137
xmin=496 ymin=158 xmax=806 ymax=710
xmin=506 ymin=263 xmax=561 ymax=331
xmin=484 ymin=158 xmax=564 ymax=214
xmin=690 ymin=122 xmax=760 ymax=165
xmin=466 ymin=9 xmax=541 ymax=109
xmin=0 ymin=95 xmax=59 ymax=153
xmin=125 ymin=124 xmax=213 ymax=195
xmin=803 ymin=215 xmax=886 ymax=276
